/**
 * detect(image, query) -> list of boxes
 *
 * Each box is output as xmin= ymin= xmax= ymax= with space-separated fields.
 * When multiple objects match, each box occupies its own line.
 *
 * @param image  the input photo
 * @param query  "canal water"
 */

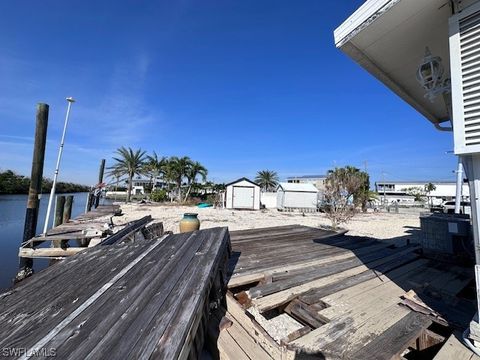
xmin=0 ymin=193 xmax=90 ymax=291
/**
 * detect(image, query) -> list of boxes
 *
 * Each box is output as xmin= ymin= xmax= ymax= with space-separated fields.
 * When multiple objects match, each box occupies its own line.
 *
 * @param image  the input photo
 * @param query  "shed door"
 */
xmin=233 ymin=186 xmax=254 ymax=209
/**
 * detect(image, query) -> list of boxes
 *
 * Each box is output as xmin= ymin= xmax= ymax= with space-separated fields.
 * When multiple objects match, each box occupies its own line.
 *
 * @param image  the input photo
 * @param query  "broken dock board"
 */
xmin=224 ymin=225 xmax=476 ymax=359
xmin=1 ymin=227 xmax=231 ymax=359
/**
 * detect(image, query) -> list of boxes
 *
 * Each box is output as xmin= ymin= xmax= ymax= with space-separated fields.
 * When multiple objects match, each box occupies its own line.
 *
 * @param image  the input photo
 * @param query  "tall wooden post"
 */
xmin=17 ymin=103 xmax=49 ymax=281
xmin=98 ymin=158 xmax=106 ymax=184
xmin=54 ymin=195 xmax=66 ymax=227
xmin=63 ymin=195 xmax=74 ymax=223
xmin=94 ymin=159 xmax=106 ymax=208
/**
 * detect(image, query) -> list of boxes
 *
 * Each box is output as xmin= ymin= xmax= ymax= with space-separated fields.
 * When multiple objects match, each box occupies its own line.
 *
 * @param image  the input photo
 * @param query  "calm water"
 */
xmin=0 ymin=193 xmax=90 ymax=291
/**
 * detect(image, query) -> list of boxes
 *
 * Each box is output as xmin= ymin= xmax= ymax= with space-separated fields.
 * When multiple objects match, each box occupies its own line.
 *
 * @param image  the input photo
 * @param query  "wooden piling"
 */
xmin=54 ymin=196 xmax=66 ymax=227
xmin=63 ymin=195 xmax=74 ymax=224
xmin=87 ymin=192 xmax=94 ymax=212
xmin=94 ymin=159 xmax=106 ymax=208
xmin=17 ymin=103 xmax=49 ymax=281
xmin=98 ymin=158 xmax=106 ymax=184
xmin=53 ymin=195 xmax=66 ymax=248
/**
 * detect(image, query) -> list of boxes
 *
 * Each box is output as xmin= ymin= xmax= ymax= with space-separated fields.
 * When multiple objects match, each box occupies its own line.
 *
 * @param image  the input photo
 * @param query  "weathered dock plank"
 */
xmin=0 ymin=227 xmax=231 ymax=359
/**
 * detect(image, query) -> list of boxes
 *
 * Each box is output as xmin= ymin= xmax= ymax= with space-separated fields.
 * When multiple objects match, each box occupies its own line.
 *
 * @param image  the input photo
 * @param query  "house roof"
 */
xmin=225 ymin=177 xmax=260 ymax=187
xmin=334 ymin=0 xmax=466 ymax=127
xmin=277 ymin=182 xmax=319 ymax=192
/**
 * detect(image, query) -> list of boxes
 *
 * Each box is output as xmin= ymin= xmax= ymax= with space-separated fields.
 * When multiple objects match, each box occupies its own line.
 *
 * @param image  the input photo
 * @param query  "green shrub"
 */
xmin=150 ymin=189 xmax=168 ymax=202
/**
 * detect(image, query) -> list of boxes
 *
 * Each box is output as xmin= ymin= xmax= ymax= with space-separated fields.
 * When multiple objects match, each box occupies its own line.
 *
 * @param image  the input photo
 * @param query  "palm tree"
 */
xmin=164 ymin=156 xmax=193 ymax=201
xmin=424 ymin=182 xmax=436 ymax=207
xmin=255 ymin=170 xmax=279 ymax=192
xmin=144 ymin=151 xmax=167 ymax=192
xmin=183 ymin=161 xmax=208 ymax=202
xmin=109 ymin=147 xmax=147 ymax=202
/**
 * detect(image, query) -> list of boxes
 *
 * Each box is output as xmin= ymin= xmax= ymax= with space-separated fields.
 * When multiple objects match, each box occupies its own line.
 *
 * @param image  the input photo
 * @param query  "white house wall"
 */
xmin=429 ymin=184 xmax=470 ymax=198
xmin=395 ymin=183 xmax=470 ymax=198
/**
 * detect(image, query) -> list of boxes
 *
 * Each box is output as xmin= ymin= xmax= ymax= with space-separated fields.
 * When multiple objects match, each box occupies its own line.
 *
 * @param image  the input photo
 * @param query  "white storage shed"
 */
xmin=276 ymin=182 xmax=319 ymax=210
xmin=225 ymin=178 xmax=261 ymax=210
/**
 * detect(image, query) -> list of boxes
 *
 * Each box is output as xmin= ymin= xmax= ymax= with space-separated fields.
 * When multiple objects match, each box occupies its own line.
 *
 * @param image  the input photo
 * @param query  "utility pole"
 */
xmin=43 ymin=97 xmax=75 ymax=235
xmin=17 ymin=103 xmax=49 ymax=282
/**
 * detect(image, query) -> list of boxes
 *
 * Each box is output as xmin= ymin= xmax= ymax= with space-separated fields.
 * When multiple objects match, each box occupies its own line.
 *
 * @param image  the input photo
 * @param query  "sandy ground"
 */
xmin=116 ymin=203 xmax=422 ymax=242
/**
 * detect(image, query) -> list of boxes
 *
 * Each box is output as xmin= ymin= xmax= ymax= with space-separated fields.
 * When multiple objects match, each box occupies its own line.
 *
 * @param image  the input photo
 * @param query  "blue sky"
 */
xmin=0 ymin=1 xmax=457 ymax=185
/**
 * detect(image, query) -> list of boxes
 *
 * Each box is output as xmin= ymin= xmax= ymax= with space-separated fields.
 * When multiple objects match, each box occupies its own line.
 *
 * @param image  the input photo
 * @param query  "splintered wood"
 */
xmin=223 ymin=225 xmax=477 ymax=360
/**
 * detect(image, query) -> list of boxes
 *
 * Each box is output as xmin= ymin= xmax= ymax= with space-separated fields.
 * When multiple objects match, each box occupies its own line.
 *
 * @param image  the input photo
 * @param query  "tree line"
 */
xmin=109 ymin=148 xmax=374 ymax=229
xmin=108 ymin=147 xmax=210 ymax=203
xmin=0 ymin=170 xmax=89 ymax=195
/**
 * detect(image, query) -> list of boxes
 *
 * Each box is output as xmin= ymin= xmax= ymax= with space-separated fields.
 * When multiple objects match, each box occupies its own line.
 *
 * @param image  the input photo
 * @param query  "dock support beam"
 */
xmin=17 ymin=103 xmax=49 ymax=282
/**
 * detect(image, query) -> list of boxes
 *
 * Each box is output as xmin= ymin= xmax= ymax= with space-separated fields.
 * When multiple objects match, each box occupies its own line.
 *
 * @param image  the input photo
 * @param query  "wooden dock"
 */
xmin=5 ymin=222 xmax=479 ymax=358
xmin=210 ymin=225 xmax=477 ymax=359
xmin=1 ymin=227 xmax=230 ymax=359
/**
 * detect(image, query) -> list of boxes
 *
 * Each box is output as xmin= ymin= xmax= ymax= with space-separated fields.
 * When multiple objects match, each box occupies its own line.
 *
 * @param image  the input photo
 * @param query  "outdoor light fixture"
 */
xmin=416 ymin=47 xmax=451 ymax=102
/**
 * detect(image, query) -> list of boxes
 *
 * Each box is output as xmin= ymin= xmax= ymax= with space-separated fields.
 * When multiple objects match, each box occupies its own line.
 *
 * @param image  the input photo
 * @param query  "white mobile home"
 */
xmin=276 ymin=182 xmax=318 ymax=210
xmin=225 ymin=178 xmax=261 ymax=210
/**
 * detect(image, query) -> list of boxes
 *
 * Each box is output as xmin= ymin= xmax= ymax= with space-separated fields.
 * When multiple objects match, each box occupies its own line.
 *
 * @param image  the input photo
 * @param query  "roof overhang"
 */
xmin=334 ymin=0 xmax=477 ymax=126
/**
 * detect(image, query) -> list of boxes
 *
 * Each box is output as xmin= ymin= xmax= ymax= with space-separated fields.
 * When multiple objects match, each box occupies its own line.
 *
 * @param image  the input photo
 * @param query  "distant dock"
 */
xmin=18 ymin=205 xmax=156 ymax=259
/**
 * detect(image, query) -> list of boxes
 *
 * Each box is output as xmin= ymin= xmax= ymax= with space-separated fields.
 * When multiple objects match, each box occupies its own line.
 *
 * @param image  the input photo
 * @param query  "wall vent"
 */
xmin=450 ymin=2 xmax=480 ymax=154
